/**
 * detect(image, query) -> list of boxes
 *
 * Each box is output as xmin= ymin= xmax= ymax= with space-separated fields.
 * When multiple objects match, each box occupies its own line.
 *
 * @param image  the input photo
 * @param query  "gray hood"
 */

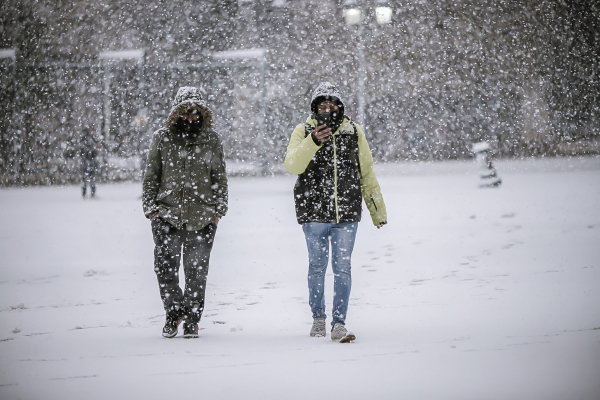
xmin=165 ymin=87 xmax=215 ymax=130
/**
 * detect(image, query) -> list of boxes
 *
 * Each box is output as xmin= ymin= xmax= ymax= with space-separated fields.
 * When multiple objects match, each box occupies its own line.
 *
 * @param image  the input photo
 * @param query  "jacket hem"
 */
xmin=296 ymin=216 xmax=361 ymax=224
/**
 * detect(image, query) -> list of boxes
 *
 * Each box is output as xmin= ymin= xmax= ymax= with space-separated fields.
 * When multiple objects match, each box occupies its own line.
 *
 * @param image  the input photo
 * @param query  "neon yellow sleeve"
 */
xmin=284 ymin=123 xmax=322 ymax=174
xmin=356 ymin=124 xmax=388 ymax=226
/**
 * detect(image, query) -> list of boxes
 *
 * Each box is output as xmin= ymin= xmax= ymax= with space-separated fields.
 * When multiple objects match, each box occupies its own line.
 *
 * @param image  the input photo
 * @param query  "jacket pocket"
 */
xmin=157 ymin=189 xmax=173 ymax=201
xmin=370 ymin=194 xmax=378 ymax=212
xmin=191 ymin=191 xmax=216 ymax=205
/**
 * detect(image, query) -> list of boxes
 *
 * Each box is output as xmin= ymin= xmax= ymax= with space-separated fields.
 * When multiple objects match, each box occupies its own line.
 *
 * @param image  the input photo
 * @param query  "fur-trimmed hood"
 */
xmin=165 ymin=87 xmax=215 ymax=130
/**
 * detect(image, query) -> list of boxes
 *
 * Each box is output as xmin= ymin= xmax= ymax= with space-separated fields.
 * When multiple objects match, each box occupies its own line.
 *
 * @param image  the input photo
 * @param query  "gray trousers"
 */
xmin=151 ymin=217 xmax=217 ymax=323
xmin=81 ymin=159 xmax=97 ymax=195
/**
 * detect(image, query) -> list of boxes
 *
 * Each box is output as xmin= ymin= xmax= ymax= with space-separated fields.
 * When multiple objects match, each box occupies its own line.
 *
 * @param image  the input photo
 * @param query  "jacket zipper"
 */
xmin=333 ymin=134 xmax=339 ymax=223
xmin=370 ymin=194 xmax=378 ymax=212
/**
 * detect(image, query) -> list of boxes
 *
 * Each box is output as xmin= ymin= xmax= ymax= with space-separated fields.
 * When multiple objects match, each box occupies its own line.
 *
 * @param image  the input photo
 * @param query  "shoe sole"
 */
xmin=338 ymin=332 xmax=356 ymax=343
xmin=183 ymin=333 xmax=198 ymax=339
xmin=310 ymin=333 xmax=326 ymax=337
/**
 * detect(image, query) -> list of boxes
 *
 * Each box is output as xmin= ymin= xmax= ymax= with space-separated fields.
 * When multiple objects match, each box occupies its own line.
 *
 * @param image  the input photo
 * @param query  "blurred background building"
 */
xmin=0 ymin=0 xmax=598 ymax=185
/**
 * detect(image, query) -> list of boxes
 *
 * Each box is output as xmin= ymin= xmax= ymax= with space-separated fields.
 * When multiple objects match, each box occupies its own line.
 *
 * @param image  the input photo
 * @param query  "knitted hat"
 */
xmin=310 ymin=82 xmax=345 ymax=118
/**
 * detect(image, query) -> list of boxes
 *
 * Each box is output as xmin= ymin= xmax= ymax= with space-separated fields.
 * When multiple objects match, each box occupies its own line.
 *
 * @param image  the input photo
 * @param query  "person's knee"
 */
xmin=308 ymin=261 xmax=327 ymax=276
xmin=333 ymin=260 xmax=352 ymax=276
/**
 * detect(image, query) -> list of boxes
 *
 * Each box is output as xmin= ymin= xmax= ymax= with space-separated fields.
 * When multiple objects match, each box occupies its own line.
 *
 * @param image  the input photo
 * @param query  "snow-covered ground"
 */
xmin=1 ymin=157 xmax=599 ymax=400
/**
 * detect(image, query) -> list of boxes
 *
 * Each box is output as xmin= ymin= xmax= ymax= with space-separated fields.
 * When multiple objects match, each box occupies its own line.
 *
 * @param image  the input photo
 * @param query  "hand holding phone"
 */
xmin=314 ymin=124 xmax=332 ymax=142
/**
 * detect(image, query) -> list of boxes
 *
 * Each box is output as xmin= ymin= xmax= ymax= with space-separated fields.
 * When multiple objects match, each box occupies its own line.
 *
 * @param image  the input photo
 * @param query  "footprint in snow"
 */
xmin=84 ymin=270 xmax=107 ymax=277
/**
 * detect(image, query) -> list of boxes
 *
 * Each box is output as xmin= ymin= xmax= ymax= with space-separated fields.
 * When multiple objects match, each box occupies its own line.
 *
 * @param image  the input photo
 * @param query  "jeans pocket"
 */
xmin=152 ymin=217 xmax=173 ymax=235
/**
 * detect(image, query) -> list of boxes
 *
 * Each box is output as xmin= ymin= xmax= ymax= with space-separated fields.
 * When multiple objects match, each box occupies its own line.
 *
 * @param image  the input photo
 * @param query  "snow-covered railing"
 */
xmin=98 ymin=50 xmax=145 ymax=60
xmin=212 ymin=48 xmax=266 ymax=60
xmin=0 ymin=49 xmax=16 ymax=59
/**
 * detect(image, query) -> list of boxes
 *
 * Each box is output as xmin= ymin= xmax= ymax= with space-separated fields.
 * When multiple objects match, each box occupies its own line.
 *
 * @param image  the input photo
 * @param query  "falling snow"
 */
xmin=0 ymin=1 xmax=599 ymax=399
xmin=1 ymin=0 xmax=599 ymax=185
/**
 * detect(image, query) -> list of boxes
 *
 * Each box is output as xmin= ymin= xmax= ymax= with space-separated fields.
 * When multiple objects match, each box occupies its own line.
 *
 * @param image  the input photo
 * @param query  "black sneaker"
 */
xmin=162 ymin=315 xmax=181 ymax=338
xmin=183 ymin=322 xmax=199 ymax=338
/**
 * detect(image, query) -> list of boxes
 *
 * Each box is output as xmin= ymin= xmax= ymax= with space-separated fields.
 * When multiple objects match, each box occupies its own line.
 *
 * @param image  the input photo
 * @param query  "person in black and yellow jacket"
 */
xmin=285 ymin=82 xmax=387 ymax=343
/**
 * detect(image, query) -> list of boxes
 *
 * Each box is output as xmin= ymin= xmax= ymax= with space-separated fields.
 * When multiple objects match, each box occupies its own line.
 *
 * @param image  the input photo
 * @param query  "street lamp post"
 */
xmin=344 ymin=0 xmax=392 ymax=126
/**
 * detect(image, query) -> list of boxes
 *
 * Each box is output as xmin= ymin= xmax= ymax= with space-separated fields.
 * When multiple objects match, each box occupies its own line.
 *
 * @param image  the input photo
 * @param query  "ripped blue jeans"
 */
xmin=302 ymin=222 xmax=358 ymax=326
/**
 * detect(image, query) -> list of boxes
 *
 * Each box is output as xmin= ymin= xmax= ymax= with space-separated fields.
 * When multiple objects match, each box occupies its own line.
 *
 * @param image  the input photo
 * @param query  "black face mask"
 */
xmin=316 ymin=111 xmax=339 ymax=128
xmin=174 ymin=116 xmax=203 ymax=136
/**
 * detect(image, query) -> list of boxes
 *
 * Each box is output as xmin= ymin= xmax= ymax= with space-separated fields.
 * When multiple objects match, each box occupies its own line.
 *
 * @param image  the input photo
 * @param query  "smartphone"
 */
xmin=316 ymin=112 xmax=333 ymax=128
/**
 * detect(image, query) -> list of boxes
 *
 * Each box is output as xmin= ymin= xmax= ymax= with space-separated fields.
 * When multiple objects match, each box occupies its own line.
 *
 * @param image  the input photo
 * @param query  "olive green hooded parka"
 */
xmin=142 ymin=87 xmax=228 ymax=231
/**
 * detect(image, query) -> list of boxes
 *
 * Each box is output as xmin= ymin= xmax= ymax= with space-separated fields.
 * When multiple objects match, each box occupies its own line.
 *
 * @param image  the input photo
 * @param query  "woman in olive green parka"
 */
xmin=143 ymin=90 xmax=228 ymax=230
xmin=143 ymin=87 xmax=227 ymax=339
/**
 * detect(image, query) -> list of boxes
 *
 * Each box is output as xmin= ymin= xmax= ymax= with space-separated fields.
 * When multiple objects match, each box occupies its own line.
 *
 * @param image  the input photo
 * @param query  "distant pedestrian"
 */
xmin=80 ymin=126 xmax=100 ymax=198
xmin=143 ymin=87 xmax=228 ymax=339
xmin=284 ymin=82 xmax=388 ymax=342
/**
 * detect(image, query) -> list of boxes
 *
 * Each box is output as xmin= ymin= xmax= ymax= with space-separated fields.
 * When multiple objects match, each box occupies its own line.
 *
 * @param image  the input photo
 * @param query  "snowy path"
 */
xmin=1 ymin=157 xmax=599 ymax=399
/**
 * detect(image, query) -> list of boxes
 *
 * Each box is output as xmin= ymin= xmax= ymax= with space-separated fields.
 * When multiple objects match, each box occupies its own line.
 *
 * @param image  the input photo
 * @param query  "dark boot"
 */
xmin=162 ymin=314 xmax=181 ymax=338
xmin=183 ymin=321 xmax=198 ymax=338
